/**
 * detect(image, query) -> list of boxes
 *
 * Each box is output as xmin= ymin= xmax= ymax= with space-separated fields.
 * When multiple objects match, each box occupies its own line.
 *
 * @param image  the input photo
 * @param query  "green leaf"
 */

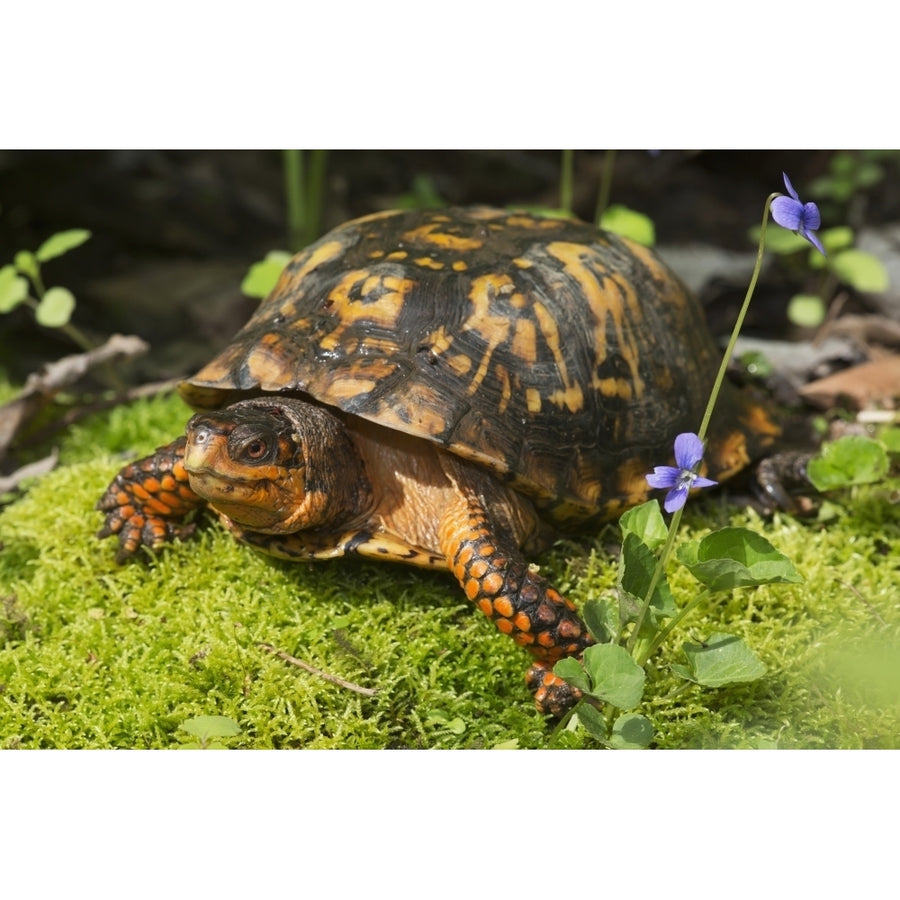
xmin=830 ymin=249 xmax=889 ymax=293
xmin=807 ymin=435 xmax=890 ymax=491
xmin=582 ymin=597 xmax=617 ymax=643
xmin=675 ymin=632 xmax=766 ymax=687
xmin=880 ymin=428 xmax=900 ymax=455
xmin=787 ymin=294 xmax=826 ymax=328
xmin=609 ymin=713 xmax=653 ymax=749
xmin=575 ymin=702 xmax=608 ymax=742
xmin=179 ymin=715 xmax=241 ymax=740
xmin=819 ymin=226 xmax=855 ymax=254
xmin=241 ymin=250 xmax=292 ymax=299
xmin=600 ymin=205 xmax=656 ymax=246
xmin=35 ymin=228 xmax=92 ymax=263
xmin=739 ymin=350 xmax=774 ymax=379
xmin=582 ymin=643 xmax=646 ymax=710
xmin=619 ymin=499 xmax=668 ymax=551
xmin=35 ymin=287 xmax=75 ymax=327
xmin=553 ymin=656 xmax=591 ymax=694
xmin=620 ymin=532 xmax=677 ymax=622
xmin=0 ymin=264 xmax=29 ymax=312
xmin=14 ymin=250 xmax=39 ymax=283
xmin=676 ymin=527 xmax=802 ymax=591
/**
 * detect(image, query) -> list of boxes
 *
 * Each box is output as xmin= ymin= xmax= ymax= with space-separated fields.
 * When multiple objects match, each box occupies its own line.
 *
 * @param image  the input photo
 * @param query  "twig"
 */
xmin=838 ymin=580 xmax=888 ymax=627
xmin=0 ymin=333 xmax=152 ymax=459
xmin=257 ymin=642 xmax=378 ymax=696
xmin=17 ymin=378 xmax=182 ymax=450
xmin=0 ymin=449 xmax=59 ymax=494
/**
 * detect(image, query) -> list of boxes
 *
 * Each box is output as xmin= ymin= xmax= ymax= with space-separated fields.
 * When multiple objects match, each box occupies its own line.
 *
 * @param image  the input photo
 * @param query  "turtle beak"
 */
xmin=183 ymin=417 xmax=229 ymax=475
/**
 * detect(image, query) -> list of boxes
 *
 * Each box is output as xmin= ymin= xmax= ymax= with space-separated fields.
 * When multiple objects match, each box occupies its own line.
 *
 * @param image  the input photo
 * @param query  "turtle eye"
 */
xmin=229 ymin=426 xmax=277 ymax=465
xmin=244 ymin=438 xmax=268 ymax=460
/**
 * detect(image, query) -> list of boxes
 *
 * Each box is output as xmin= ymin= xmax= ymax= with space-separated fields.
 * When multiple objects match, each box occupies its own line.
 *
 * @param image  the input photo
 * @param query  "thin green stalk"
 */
xmin=696 ymin=194 xmax=778 ymax=443
xmin=594 ymin=149 xmax=617 ymax=226
xmin=560 ymin=150 xmax=574 ymax=213
xmin=304 ymin=150 xmax=328 ymax=246
xmin=635 ymin=590 xmax=709 ymax=667
xmin=24 ymin=297 xmax=94 ymax=355
xmin=283 ymin=149 xmax=305 ymax=252
xmin=625 ymin=506 xmax=683 ymax=653
xmin=626 ymin=193 xmax=778 ymax=659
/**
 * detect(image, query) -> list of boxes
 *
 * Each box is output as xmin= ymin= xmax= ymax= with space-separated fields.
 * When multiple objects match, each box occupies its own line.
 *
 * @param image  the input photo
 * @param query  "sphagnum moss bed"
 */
xmin=1 ymin=391 xmax=898 ymax=749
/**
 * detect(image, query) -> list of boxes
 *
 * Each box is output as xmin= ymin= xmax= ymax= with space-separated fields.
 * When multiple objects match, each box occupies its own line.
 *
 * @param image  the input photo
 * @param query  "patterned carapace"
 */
xmin=184 ymin=207 xmax=777 ymax=526
xmin=98 ymin=207 xmax=780 ymax=717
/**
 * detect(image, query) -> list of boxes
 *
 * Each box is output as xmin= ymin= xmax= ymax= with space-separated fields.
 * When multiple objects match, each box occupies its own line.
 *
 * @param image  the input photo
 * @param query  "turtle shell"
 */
xmin=182 ymin=207 xmax=779 ymax=528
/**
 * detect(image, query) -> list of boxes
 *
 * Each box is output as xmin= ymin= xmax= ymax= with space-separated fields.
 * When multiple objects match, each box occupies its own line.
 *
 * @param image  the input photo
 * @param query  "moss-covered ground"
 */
xmin=1 ymin=391 xmax=898 ymax=749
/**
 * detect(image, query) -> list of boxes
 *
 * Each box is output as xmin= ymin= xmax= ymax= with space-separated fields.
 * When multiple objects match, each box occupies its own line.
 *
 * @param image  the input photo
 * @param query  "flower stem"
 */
xmin=695 ymin=193 xmax=778 ymax=443
xmin=627 ymin=194 xmax=778 ymax=661
xmin=625 ymin=506 xmax=683 ymax=654
xmin=635 ymin=590 xmax=709 ymax=667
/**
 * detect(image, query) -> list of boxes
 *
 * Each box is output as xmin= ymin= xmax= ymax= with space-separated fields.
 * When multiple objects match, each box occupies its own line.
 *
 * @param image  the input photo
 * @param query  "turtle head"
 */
xmin=184 ymin=397 xmax=369 ymax=533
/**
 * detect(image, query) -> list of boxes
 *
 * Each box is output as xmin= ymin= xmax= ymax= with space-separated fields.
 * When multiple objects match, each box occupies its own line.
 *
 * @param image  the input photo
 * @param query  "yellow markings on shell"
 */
xmin=741 ymin=403 xmax=781 ymax=445
xmin=513 ymin=257 xmax=534 ymax=268
xmin=447 ymin=353 xmax=472 ymax=376
xmin=546 ymin=241 xmax=645 ymax=400
xmin=494 ymin=363 xmax=512 ymax=414
xmin=387 ymin=250 xmax=408 ymax=261
xmin=322 ymin=360 xmax=400 ymax=403
xmin=243 ymin=332 xmax=294 ymax=388
xmin=427 ymin=325 xmax=454 ymax=355
xmin=462 ymin=274 xmax=513 ymax=395
xmin=710 ymin=431 xmax=750 ymax=481
xmin=511 ymin=318 xmax=538 ymax=365
xmin=401 ymin=223 xmax=483 ymax=251
xmin=526 ymin=388 xmax=542 ymax=413
xmin=415 ymin=256 xmax=444 ymax=270
xmin=319 ymin=269 xmax=415 ymax=353
xmin=368 ymin=250 xmax=385 ymax=259
xmin=464 ymin=208 xmax=506 ymax=221
xmin=532 ymin=300 xmax=584 ymax=413
xmin=595 ymin=376 xmax=633 ymax=401
xmin=452 ymin=260 xmax=468 ymax=271
xmin=618 ymin=237 xmax=688 ymax=308
xmin=371 ymin=383 xmax=447 ymax=437
xmin=283 ymin=240 xmax=345 ymax=288
xmin=506 ymin=215 xmax=565 ymax=230
xmin=615 ymin=457 xmax=654 ymax=510
xmin=344 ymin=209 xmax=405 ymax=230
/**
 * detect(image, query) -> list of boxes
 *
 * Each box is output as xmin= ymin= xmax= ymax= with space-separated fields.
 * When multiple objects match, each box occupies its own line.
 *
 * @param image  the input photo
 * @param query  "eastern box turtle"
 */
xmin=97 ymin=207 xmax=780 ymax=714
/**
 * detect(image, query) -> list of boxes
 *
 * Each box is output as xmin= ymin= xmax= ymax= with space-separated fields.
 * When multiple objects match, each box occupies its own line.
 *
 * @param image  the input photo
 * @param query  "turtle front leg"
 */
xmin=96 ymin=436 xmax=204 ymax=563
xmin=438 ymin=493 xmax=594 ymax=716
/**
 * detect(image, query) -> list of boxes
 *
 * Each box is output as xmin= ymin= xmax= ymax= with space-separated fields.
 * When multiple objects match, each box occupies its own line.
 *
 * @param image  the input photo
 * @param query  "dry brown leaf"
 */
xmin=798 ymin=355 xmax=900 ymax=410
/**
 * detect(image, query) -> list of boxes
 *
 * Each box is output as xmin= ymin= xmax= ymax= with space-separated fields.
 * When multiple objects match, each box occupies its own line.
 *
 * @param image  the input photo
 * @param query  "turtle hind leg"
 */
xmin=96 ymin=436 xmax=204 ymax=563
xmin=752 ymin=449 xmax=817 ymax=514
xmin=437 ymin=490 xmax=594 ymax=716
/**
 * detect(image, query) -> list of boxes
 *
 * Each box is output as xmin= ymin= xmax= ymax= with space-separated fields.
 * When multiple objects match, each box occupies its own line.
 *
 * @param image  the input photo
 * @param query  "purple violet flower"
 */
xmin=646 ymin=432 xmax=718 ymax=513
xmin=771 ymin=172 xmax=826 ymax=256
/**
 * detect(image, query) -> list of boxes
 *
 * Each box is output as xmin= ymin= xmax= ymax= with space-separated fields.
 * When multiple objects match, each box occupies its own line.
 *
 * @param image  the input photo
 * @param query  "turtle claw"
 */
xmin=97 ymin=511 xmax=197 ymax=563
xmin=526 ymin=661 xmax=583 ymax=717
xmin=96 ymin=437 xmax=203 ymax=563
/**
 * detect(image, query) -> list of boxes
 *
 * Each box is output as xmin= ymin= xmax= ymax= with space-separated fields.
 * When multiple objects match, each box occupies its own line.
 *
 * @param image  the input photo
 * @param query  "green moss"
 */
xmin=1 ymin=391 xmax=898 ymax=748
